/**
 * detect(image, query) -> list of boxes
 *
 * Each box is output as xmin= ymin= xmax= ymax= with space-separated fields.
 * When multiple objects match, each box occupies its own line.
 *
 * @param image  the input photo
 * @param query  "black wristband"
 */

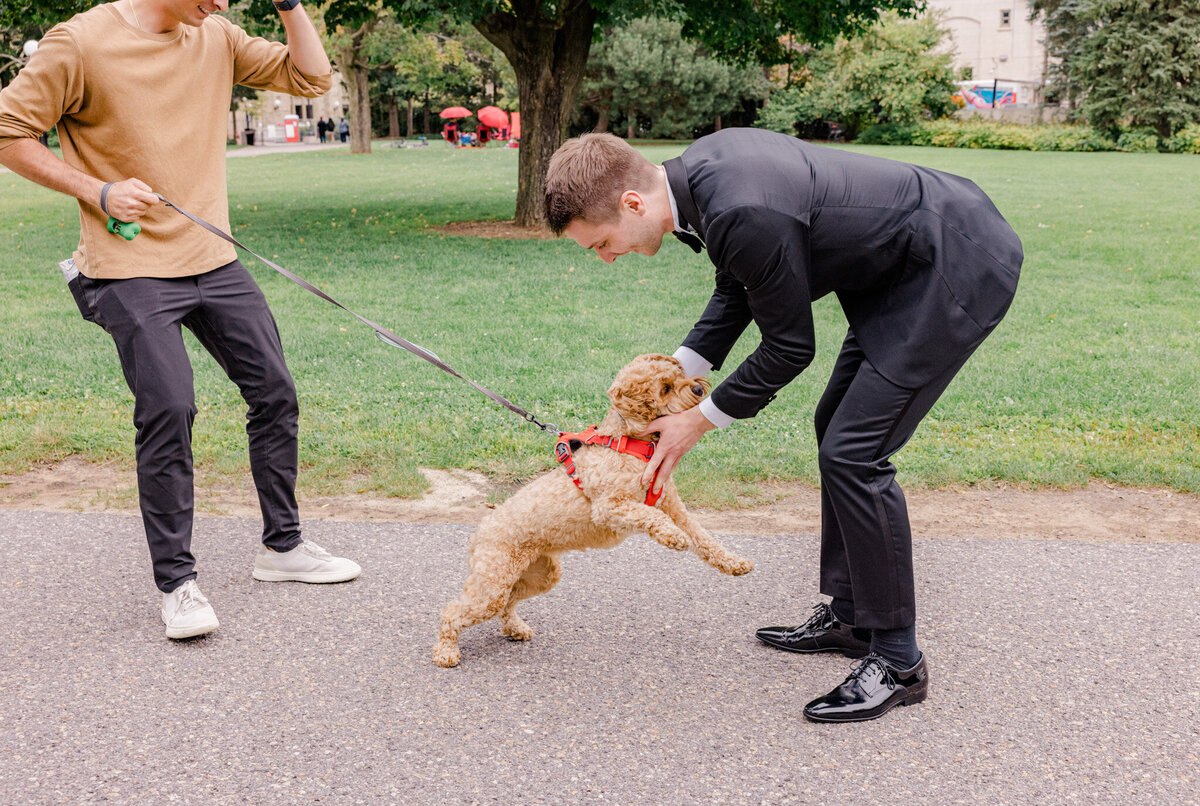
xmin=273 ymin=0 xmax=301 ymax=10
xmin=99 ymin=182 xmax=114 ymax=216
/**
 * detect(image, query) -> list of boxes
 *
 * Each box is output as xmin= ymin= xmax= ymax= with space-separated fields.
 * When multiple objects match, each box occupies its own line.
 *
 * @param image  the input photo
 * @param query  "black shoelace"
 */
xmin=801 ymin=602 xmax=836 ymax=633
xmin=847 ymin=654 xmax=897 ymax=690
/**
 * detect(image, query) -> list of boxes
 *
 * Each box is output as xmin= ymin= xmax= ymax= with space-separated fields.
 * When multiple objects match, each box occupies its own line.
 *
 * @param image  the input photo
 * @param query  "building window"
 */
xmin=1000 ymin=9 xmax=1011 ymax=28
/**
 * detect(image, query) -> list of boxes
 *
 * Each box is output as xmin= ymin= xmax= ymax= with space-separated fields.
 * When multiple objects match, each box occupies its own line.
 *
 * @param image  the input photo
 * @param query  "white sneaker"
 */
xmin=251 ymin=540 xmax=362 ymax=583
xmin=161 ymin=580 xmax=219 ymax=640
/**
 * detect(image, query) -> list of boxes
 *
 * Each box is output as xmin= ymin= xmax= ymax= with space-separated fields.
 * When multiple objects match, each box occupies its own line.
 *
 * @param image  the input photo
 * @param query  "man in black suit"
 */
xmin=545 ymin=129 xmax=1021 ymax=723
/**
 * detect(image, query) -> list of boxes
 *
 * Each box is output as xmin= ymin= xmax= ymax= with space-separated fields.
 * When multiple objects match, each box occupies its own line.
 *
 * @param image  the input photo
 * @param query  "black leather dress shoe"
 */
xmin=803 ymin=652 xmax=929 ymax=723
xmin=755 ymin=602 xmax=871 ymax=657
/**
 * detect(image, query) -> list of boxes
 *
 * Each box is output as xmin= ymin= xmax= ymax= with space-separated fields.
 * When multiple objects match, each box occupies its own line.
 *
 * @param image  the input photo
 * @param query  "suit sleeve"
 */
xmin=679 ymin=266 xmax=755 ymax=369
xmin=700 ymin=206 xmax=816 ymax=419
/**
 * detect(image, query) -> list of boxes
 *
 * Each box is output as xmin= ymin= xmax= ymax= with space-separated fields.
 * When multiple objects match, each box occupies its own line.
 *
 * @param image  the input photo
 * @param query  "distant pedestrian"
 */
xmin=337 ymin=116 xmax=349 ymax=143
xmin=316 ymin=116 xmax=328 ymax=143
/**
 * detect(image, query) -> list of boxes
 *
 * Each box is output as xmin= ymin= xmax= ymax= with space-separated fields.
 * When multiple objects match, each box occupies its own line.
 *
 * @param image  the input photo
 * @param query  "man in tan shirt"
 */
xmin=0 ymin=0 xmax=361 ymax=639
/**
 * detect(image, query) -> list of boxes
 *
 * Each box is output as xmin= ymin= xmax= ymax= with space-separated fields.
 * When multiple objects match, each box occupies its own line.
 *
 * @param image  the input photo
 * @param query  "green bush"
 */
xmin=856 ymin=122 xmax=920 ymax=145
xmin=1165 ymin=123 xmax=1200 ymax=154
xmin=1035 ymin=125 xmax=1117 ymax=152
xmin=1116 ymin=128 xmax=1160 ymax=153
xmin=851 ymin=119 xmax=1124 ymax=152
xmin=847 ymin=119 xmax=1200 ymax=153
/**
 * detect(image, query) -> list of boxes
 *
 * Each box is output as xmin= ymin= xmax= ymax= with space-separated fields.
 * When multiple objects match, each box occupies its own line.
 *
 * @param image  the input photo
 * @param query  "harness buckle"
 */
xmin=554 ymin=440 xmax=572 ymax=465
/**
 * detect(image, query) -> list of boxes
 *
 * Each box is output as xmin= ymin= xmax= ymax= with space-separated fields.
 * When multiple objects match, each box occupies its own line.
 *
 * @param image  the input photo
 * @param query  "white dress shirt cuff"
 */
xmin=698 ymin=397 xmax=735 ymax=429
xmin=673 ymin=346 xmax=713 ymax=377
xmin=673 ymin=347 xmax=733 ymax=427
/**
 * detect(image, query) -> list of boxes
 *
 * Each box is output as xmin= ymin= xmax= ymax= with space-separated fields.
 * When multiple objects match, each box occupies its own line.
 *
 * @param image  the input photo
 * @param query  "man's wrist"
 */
xmin=273 ymin=0 xmax=302 ymax=10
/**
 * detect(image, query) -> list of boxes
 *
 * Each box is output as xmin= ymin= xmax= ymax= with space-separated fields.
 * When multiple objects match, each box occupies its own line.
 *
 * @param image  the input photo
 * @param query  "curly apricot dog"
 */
xmin=433 ymin=353 xmax=753 ymax=668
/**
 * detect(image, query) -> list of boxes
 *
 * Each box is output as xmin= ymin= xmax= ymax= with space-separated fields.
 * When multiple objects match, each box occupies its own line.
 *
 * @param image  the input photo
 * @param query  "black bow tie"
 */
xmin=673 ymin=230 xmax=704 ymax=253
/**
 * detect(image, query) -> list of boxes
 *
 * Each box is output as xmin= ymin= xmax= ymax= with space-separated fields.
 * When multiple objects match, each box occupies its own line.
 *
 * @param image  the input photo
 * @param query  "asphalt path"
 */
xmin=0 ymin=510 xmax=1196 ymax=805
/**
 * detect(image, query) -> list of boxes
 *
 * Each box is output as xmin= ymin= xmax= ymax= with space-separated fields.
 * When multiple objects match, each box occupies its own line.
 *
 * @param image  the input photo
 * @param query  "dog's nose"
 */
xmin=692 ymin=383 xmax=705 ymax=397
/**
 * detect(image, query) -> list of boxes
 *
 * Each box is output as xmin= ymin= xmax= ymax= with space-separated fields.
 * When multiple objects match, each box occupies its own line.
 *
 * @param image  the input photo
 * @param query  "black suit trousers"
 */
xmin=814 ymin=330 xmax=974 ymax=630
xmin=78 ymin=260 xmax=303 ymax=593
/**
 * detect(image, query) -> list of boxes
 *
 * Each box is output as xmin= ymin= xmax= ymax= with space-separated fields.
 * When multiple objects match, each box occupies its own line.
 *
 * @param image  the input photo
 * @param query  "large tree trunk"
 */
xmin=407 ymin=96 xmax=414 ymax=138
xmin=475 ymin=1 xmax=597 ymax=227
xmin=334 ymin=20 xmax=375 ymax=155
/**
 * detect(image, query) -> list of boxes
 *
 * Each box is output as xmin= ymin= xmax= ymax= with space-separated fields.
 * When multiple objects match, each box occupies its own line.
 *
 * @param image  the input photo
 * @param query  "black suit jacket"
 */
xmin=666 ymin=128 xmax=1022 ymax=419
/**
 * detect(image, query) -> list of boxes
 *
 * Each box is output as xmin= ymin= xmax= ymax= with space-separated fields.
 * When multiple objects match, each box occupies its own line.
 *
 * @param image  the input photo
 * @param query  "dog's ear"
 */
xmin=607 ymin=378 xmax=659 ymax=426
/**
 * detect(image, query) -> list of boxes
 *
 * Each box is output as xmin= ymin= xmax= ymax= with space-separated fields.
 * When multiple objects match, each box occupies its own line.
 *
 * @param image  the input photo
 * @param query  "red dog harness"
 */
xmin=555 ymin=425 xmax=663 ymax=506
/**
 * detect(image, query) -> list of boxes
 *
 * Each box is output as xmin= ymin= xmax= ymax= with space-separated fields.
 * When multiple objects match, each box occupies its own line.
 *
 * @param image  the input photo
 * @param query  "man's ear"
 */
xmin=620 ymin=190 xmax=646 ymax=216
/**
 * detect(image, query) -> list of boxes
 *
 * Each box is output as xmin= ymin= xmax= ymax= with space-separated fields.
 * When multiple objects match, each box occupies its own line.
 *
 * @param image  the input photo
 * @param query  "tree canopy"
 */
xmin=580 ymin=17 xmax=768 ymax=139
xmin=0 ymin=0 xmax=92 ymax=86
xmin=1033 ymin=0 xmax=1200 ymax=137
xmin=1073 ymin=0 xmax=1200 ymax=137
xmin=757 ymin=12 xmax=956 ymax=139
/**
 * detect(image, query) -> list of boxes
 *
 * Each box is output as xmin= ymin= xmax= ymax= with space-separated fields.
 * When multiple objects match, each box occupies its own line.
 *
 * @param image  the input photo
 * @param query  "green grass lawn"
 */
xmin=2 ymin=141 xmax=1198 ymax=506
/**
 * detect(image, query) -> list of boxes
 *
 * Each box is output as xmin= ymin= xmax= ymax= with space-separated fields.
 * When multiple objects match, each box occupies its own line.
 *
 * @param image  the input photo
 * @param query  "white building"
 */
xmin=927 ymin=0 xmax=1048 ymax=106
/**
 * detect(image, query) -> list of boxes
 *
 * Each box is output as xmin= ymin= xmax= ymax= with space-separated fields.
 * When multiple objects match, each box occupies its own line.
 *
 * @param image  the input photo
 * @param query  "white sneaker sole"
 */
xmin=164 ymin=616 xmax=219 ymax=640
xmin=251 ymin=567 xmax=361 ymax=583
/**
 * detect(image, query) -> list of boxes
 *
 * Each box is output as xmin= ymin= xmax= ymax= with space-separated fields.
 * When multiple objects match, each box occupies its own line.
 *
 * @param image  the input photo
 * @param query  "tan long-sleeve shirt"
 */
xmin=0 ymin=4 xmax=331 ymax=279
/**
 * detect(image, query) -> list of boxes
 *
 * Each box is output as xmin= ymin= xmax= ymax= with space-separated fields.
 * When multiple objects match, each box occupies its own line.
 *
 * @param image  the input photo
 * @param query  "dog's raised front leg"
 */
xmin=590 ymin=496 xmax=696 ymax=554
xmin=661 ymin=490 xmax=753 ymax=576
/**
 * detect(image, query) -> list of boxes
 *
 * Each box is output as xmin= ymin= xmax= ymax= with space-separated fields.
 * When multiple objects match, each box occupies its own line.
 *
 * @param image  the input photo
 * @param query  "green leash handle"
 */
xmin=106 ymin=216 xmax=141 ymax=240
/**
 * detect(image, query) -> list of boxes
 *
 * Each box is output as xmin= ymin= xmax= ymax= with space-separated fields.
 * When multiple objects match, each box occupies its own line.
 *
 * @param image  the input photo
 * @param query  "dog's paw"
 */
xmin=432 ymin=643 xmax=461 ymax=668
xmin=722 ymin=556 xmax=754 ymax=576
xmin=502 ymin=616 xmax=534 ymax=641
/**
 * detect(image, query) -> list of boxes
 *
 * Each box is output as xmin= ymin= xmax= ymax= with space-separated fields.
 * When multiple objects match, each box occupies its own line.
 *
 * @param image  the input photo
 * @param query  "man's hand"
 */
xmin=638 ymin=405 xmax=717 ymax=496
xmin=103 ymin=178 xmax=159 ymax=221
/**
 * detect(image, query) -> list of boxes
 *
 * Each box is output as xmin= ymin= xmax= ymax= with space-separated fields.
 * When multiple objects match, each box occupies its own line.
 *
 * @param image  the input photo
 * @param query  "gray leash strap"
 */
xmin=155 ymin=193 xmax=559 ymax=434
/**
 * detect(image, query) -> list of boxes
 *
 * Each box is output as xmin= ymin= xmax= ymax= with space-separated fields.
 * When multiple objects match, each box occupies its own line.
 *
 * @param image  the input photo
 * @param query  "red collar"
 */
xmin=555 ymin=425 xmax=662 ymax=506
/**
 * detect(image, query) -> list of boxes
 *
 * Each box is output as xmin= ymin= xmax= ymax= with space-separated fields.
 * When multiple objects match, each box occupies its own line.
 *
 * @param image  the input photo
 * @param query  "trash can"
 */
xmin=243 ymin=128 xmax=255 ymax=146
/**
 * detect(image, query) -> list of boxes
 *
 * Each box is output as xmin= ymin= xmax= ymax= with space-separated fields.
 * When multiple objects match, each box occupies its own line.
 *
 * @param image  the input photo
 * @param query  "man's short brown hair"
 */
xmin=544 ymin=133 xmax=657 ymax=234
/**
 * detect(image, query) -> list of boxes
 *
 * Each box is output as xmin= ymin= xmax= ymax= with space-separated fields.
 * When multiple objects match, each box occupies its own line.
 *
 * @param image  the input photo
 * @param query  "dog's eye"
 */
xmin=662 ymin=383 xmax=672 ymax=395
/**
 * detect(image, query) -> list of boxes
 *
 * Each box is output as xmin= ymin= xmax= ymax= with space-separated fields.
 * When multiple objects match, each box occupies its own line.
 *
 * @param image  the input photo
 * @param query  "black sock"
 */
xmin=870 ymin=625 xmax=921 ymax=669
xmin=829 ymin=598 xmax=855 ymax=625
xmin=830 ymin=598 xmax=872 ymax=643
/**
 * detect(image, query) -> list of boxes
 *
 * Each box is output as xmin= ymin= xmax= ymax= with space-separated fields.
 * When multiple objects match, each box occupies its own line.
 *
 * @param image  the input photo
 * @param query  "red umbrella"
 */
xmin=439 ymin=106 xmax=472 ymax=119
xmin=476 ymin=106 xmax=509 ymax=128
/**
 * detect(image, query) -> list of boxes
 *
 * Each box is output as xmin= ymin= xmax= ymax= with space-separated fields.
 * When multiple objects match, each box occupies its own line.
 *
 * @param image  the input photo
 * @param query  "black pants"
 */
xmin=79 ymin=261 xmax=302 ymax=593
xmin=814 ymin=330 xmax=975 ymax=631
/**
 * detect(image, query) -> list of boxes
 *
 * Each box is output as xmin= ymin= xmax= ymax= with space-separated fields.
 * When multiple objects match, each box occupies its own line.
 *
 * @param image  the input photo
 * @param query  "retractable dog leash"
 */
xmin=104 ymin=195 xmax=560 ymax=435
